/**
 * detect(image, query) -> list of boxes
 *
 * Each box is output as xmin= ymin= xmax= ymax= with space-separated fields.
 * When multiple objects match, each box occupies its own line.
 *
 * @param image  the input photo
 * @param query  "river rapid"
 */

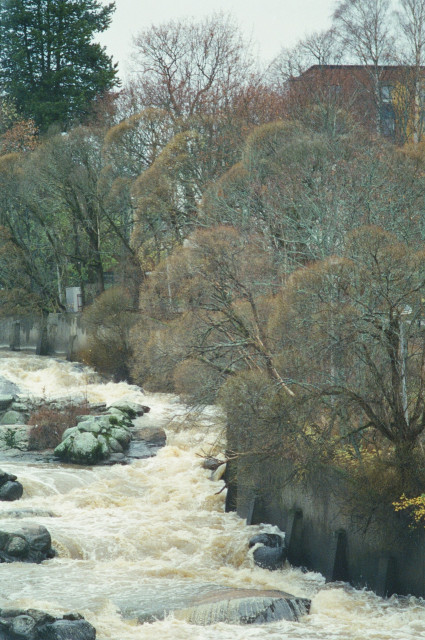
xmin=0 ymin=351 xmax=424 ymax=639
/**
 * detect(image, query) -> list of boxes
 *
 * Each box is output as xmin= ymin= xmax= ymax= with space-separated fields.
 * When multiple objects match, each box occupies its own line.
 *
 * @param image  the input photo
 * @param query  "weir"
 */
xmin=0 ymin=351 xmax=424 ymax=639
xmin=226 ymin=456 xmax=425 ymax=598
xmin=0 ymin=314 xmax=87 ymax=358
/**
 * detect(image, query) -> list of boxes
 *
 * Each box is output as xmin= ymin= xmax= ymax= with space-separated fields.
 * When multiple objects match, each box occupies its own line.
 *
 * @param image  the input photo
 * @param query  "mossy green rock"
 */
xmin=0 ymin=425 xmax=31 ymax=451
xmin=77 ymin=420 xmax=103 ymax=435
xmin=55 ymin=416 xmax=132 ymax=465
xmin=55 ymin=431 xmax=104 ymax=464
xmin=109 ymin=426 xmax=131 ymax=445
xmin=109 ymin=400 xmax=145 ymax=419
xmin=107 ymin=407 xmax=126 ymax=418
xmin=61 ymin=426 xmax=79 ymax=440
xmin=0 ymin=410 xmax=25 ymax=425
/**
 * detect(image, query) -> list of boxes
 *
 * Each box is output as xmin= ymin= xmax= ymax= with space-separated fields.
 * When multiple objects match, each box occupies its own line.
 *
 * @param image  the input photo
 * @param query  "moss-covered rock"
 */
xmin=54 ymin=413 xmax=132 ymax=465
xmin=0 ymin=410 xmax=26 ymax=425
xmin=109 ymin=400 xmax=148 ymax=419
xmin=0 ymin=425 xmax=31 ymax=451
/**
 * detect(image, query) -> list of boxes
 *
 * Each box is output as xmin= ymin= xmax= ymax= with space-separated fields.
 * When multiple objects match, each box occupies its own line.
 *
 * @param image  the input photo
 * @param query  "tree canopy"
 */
xmin=0 ymin=0 xmax=118 ymax=129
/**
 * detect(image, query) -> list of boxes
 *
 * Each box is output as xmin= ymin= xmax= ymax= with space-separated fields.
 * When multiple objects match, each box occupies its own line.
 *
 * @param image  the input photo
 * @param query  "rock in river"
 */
xmin=176 ymin=588 xmax=310 ymax=625
xmin=0 ymin=523 xmax=55 ymax=563
xmin=0 ymin=609 xmax=96 ymax=639
xmin=0 ymin=376 xmax=20 ymax=398
xmin=54 ymin=414 xmax=132 ymax=464
xmin=0 ymin=469 xmax=23 ymax=501
xmin=249 ymin=532 xmax=287 ymax=570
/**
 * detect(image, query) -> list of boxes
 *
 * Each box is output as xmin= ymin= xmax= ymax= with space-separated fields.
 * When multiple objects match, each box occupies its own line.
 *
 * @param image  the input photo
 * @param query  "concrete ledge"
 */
xmin=0 ymin=313 xmax=87 ymax=358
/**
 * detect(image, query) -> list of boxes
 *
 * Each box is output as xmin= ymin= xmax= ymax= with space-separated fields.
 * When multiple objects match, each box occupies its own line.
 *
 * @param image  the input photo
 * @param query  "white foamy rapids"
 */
xmin=0 ymin=352 xmax=425 ymax=639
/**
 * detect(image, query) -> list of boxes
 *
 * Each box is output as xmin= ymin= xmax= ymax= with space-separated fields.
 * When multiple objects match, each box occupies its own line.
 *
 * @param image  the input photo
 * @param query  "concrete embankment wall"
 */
xmin=226 ymin=456 xmax=425 ymax=598
xmin=0 ymin=313 xmax=87 ymax=358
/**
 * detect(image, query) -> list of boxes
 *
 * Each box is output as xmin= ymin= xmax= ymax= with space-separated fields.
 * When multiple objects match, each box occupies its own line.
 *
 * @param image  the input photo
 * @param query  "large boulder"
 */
xmin=0 ymin=395 xmax=15 ymax=411
xmin=54 ymin=414 xmax=132 ymax=464
xmin=128 ymin=426 xmax=167 ymax=461
xmin=0 ymin=410 xmax=26 ymax=425
xmin=0 ymin=376 xmax=20 ymax=397
xmin=0 ymin=523 xmax=55 ymax=563
xmin=109 ymin=400 xmax=149 ymax=419
xmin=0 ymin=609 xmax=96 ymax=639
xmin=0 ymin=425 xmax=32 ymax=451
xmin=176 ymin=588 xmax=310 ymax=625
xmin=249 ymin=533 xmax=284 ymax=548
xmin=0 ymin=470 xmax=23 ymax=501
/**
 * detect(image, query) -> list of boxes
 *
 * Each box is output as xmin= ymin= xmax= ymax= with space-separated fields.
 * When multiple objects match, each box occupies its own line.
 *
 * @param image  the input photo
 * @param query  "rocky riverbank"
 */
xmin=0 ymin=391 xmax=165 ymax=465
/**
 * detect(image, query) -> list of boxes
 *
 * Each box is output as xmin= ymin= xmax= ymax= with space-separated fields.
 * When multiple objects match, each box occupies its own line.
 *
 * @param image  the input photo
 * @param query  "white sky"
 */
xmin=98 ymin=0 xmax=336 ymax=80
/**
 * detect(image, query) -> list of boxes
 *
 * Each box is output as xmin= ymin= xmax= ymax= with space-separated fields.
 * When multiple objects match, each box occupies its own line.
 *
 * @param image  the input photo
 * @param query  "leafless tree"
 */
xmin=333 ymin=0 xmax=395 ymax=133
xmin=396 ymin=0 xmax=425 ymax=140
xmin=131 ymin=13 xmax=253 ymax=120
xmin=267 ymin=28 xmax=341 ymax=90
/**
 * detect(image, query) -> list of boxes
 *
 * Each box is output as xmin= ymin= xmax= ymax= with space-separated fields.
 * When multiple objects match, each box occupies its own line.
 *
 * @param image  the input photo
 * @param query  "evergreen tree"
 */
xmin=0 ymin=0 xmax=118 ymax=129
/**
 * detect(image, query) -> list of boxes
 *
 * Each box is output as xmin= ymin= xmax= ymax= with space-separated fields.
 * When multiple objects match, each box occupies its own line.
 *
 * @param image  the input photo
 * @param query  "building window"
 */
xmin=381 ymin=85 xmax=393 ymax=103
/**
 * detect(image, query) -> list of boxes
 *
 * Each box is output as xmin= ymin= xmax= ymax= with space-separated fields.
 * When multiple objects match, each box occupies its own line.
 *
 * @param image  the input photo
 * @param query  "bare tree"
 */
xmin=333 ymin=0 xmax=395 ymax=133
xmin=131 ymin=13 xmax=253 ymax=120
xmin=396 ymin=0 xmax=425 ymax=140
xmin=270 ymin=225 xmax=425 ymax=459
xmin=267 ymin=28 xmax=341 ymax=89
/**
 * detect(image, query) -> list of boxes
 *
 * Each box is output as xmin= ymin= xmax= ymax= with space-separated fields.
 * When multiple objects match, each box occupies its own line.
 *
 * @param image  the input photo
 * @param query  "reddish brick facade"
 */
xmin=288 ymin=65 xmax=424 ymax=142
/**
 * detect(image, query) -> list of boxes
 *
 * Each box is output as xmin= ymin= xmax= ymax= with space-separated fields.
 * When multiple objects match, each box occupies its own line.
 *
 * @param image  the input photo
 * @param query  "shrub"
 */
xmin=173 ymin=358 xmax=223 ymax=404
xmin=80 ymin=287 xmax=138 ymax=381
xmin=218 ymin=370 xmax=300 ymax=459
xmin=27 ymin=403 xmax=92 ymax=450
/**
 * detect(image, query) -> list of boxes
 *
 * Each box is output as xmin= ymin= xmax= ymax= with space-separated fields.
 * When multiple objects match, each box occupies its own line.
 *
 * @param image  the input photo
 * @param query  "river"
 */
xmin=0 ymin=350 xmax=424 ymax=639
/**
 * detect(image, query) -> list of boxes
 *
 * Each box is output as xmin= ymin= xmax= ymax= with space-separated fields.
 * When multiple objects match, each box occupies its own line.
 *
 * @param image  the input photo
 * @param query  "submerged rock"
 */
xmin=0 ymin=523 xmax=55 ymax=563
xmin=176 ymin=588 xmax=310 ymax=625
xmin=0 ymin=609 xmax=96 ymax=639
xmin=133 ymin=426 xmax=166 ymax=446
xmin=0 ymin=508 xmax=55 ymax=519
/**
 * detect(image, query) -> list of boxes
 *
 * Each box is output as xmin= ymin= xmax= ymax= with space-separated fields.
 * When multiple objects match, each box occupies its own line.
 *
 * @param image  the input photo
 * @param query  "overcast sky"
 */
xmin=98 ymin=0 xmax=336 ymax=80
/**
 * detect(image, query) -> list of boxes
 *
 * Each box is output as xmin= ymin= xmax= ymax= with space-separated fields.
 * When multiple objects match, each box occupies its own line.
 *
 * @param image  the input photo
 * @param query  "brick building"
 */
xmin=288 ymin=65 xmax=425 ymax=142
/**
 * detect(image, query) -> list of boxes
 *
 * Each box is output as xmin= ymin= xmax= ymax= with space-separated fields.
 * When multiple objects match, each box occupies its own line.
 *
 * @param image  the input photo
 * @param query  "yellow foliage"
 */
xmin=393 ymin=494 xmax=425 ymax=527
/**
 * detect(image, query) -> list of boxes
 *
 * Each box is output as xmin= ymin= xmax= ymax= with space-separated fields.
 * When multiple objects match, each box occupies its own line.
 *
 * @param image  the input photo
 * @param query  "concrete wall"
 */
xmin=0 ymin=313 xmax=87 ymax=358
xmin=226 ymin=456 xmax=425 ymax=598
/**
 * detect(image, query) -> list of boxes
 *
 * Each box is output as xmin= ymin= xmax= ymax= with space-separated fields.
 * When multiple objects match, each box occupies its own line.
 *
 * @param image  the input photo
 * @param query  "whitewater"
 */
xmin=0 ymin=350 xmax=424 ymax=639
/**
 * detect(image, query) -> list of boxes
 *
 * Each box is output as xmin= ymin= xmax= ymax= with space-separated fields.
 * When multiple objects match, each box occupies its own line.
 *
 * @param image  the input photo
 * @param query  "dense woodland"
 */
xmin=4 ymin=1 xmax=425 ymax=522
